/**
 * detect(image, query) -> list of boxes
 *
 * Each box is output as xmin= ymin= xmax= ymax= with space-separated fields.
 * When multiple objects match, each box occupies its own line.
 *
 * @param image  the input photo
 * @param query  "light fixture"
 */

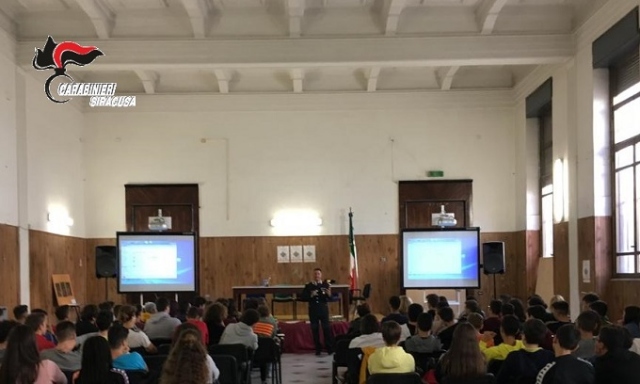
xmin=553 ymin=158 xmax=565 ymax=223
xmin=47 ymin=211 xmax=74 ymax=227
xmin=270 ymin=213 xmax=322 ymax=228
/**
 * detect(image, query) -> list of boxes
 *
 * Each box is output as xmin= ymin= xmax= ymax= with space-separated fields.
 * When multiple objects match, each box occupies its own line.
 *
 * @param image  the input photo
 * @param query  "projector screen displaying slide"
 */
xmin=117 ymin=232 xmax=196 ymax=293
xmin=402 ymin=228 xmax=480 ymax=289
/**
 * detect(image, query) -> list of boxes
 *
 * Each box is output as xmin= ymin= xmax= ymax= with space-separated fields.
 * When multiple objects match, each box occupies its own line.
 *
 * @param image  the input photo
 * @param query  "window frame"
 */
xmin=539 ymin=104 xmax=554 ymax=258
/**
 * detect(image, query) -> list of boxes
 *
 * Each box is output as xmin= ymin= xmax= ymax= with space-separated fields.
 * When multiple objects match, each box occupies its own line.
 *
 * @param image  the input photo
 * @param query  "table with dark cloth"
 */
xmin=278 ymin=321 xmax=349 ymax=353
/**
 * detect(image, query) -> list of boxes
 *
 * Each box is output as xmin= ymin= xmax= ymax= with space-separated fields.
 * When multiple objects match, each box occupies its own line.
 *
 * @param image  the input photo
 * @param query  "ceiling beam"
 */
xmin=75 ymin=0 xmax=114 ymax=39
xmin=17 ymin=34 xmax=574 ymax=70
xmin=180 ymin=0 xmax=212 ymax=39
xmin=366 ymin=67 xmax=381 ymax=92
xmin=290 ymin=68 xmax=304 ymax=93
xmin=440 ymin=66 xmax=460 ymax=91
xmin=135 ymin=70 xmax=159 ymax=94
xmin=285 ymin=0 xmax=305 ymax=38
xmin=381 ymin=0 xmax=406 ymax=36
xmin=213 ymin=69 xmax=230 ymax=94
xmin=476 ymin=0 xmax=508 ymax=35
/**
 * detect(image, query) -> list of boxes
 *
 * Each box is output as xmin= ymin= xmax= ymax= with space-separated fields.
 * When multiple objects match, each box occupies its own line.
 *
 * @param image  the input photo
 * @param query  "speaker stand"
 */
xmin=492 ymin=273 xmax=497 ymax=300
xmin=104 ymin=277 xmax=109 ymax=303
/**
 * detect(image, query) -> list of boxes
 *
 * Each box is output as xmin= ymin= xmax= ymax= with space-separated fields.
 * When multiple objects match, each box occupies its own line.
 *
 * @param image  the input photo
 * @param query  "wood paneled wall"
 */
xmin=0 ymin=224 xmax=20 ymax=311
xmin=29 ymin=230 xmax=86 ymax=314
xmin=553 ymin=222 xmax=570 ymax=301
xmin=607 ymin=280 xmax=640 ymax=322
xmin=578 ymin=217 xmax=612 ymax=299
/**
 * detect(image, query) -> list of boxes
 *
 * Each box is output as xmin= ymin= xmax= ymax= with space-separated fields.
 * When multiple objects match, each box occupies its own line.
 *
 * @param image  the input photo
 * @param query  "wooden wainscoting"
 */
xmin=29 ymin=230 xmax=86 ymax=314
xmin=578 ymin=216 xmax=612 ymax=298
xmin=0 ymin=224 xmax=20 ymax=310
xmin=607 ymin=279 xmax=640 ymax=322
xmin=553 ymin=222 xmax=570 ymax=301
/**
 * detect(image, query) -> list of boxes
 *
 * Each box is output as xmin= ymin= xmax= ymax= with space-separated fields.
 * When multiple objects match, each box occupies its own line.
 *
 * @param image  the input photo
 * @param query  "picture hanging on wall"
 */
xmin=290 ymin=245 xmax=303 ymax=263
xmin=277 ymin=246 xmax=290 ymax=263
xmin=303 ymin=245 xmax=316 ymax=263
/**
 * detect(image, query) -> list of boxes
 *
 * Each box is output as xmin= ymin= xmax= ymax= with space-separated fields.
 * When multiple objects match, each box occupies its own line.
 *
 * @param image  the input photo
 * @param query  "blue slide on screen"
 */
xmin=118 ymin=234 xmax=196 ymax=293
xmin=402 ymin=229 xmax=479 ymax=289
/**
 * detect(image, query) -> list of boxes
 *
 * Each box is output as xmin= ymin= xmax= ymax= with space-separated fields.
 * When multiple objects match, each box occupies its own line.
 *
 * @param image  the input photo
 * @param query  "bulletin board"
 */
xmin=52 ymin=274 xmax=77 ymax=306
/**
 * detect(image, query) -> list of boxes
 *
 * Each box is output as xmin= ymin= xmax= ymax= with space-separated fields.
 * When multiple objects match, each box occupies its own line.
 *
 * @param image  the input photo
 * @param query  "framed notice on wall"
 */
xmin=52 ymin=274 xmax=77 ymax=306
xmin=290 ymin=245 xmax=303 ymax=263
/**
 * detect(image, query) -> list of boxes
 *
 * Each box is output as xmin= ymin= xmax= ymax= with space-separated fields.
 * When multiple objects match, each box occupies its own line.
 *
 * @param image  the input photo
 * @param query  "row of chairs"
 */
xmin=210 ymin=339 xmax=282 ymax=384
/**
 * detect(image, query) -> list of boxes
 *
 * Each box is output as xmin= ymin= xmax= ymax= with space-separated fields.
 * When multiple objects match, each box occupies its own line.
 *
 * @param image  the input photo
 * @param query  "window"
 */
xmin=540 ymin=106 xmax=553 ymax=258
xmin=611 ymin=50 xmax=640 ymax=274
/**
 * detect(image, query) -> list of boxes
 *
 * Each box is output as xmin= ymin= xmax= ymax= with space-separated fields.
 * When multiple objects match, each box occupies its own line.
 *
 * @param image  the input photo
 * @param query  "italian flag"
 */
xmin=349 ymin=210 xmax=359 ymax=291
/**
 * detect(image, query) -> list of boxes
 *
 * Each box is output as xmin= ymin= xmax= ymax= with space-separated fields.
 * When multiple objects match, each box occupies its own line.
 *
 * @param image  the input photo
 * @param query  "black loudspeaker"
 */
xmin=483 ymin=242 xmax=505 ymax=275
xmin=96 ymin=246 xmax=117 ymax=278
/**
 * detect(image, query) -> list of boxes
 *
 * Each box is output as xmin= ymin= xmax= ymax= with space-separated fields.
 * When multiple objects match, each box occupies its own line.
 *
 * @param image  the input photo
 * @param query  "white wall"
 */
xmin=83 ymin=93 xmax=516 ymax=238
xmin=24 ymin=74 xmax=86 ymax=237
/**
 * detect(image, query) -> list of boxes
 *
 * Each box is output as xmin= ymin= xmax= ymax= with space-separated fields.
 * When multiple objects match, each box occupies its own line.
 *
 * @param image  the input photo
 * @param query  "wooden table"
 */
xmin=232 ymin=284 xmax=351 ymax=321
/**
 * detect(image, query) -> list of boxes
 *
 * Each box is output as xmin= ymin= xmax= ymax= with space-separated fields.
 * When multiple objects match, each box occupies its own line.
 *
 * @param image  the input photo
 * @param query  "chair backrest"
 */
xmin=487 ymin=359 xmax=504 ymax=376
xmin=253 ymin=337 xmax=279 ymax=363
xmin=157 ymin=343 xmax=172 ymax=355
xmin=346 ymin=347 xmax=363 ymax=384
xmin=410 ymin=350 xmax=445 ymax=373
xmin=149 ymin=338 xmax=172 ymax=347
xmin=442 ymin=373 xmax=496 ymax=384
xmin=143 ymin=354 xmax=169 ymax=375
xmin=363 ymin=283 xmax=371 ymax=298
xmin=333 ymin=338 xmax=352 ymax=367
xmin=209 ymin=343 xmax=251 ymax=363
xmin=367 ymin=372 xmax=422 ymax=384
xmin=211 ymin=354 xmax=240 ymax=384
xmin=61 ymin=370 xmax=76 ymax=384
xmin=124 ymin=370 xmax=149 ymax=384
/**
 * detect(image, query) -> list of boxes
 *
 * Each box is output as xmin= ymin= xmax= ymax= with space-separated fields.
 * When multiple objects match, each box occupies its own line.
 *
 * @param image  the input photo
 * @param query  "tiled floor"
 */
xmin=250 ymin=352 xmax=338 ymax=384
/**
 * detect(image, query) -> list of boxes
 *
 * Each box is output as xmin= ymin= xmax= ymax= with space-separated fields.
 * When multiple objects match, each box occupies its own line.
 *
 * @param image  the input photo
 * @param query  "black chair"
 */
xmin=487 ymin=359 xmax=504 ymax=376
xmin=409 ymin=350 xmax=446 ymax=374
xmin=211 ymin=354 xmax=240 ymax=384
xmin=252 ymin=337 xmax=281 ymax=384
xmin=271 ymin=293 xmax=297 ymax=320
xmin=210 ymin=343 xmax=253 ymax=384
xmin=157 ymin=343 xmax=172 ymax=355
xmin=332 ymin=339 xmax=353 ymax=384
xmin=346 ymin=347 xmax=363 ymax=384
xmin=367 ymin=372 xmax=422 ymax=384
xmin=442 ymin=374 xmax=496 ymax=384
xmin=125 ymin=370 xmax=150 ymax=384
xmin=62 ymin=370 xmax=76 ymax=384
xmin=149 ymin=338 xmax=172 ymax=347
xmin=350 ymin=284 xmax=371 ymax=316
xmin=143 ymin=354 xmax=169 ymax=378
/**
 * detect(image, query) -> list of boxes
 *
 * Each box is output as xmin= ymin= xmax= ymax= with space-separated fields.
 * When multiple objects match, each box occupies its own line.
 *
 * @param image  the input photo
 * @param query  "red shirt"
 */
xmin=187 ymin=319 xmax=209 ymax=345
xmin=36 ymin=334 xmax=56 ymax=351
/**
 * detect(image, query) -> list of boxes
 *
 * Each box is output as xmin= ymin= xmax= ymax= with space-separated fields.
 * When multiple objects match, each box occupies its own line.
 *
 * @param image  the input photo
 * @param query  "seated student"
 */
xmin=459 ymin=300 xmax=483 ymax=322
xmin=435 ymin=307 xmax=458 ymax=350
xmin=119 ymin=305 xmax=157 ymax=354
xmin=140 ymin=302 xmax=157 ymax=324
xmin=484 ymin=300 xmax=502 ymax=343
xmin=527 ymin=305 xmax=554 ymax=350
xmin=573 ymin=310 xmax=600 ymax=359
xmin=76 ymin=305 xmax=100 ymax=336
xmin=41 ymin=321 xmax=82 ymax=372
xmin=144 ymin=297 xmax=182 ymax=341
xmin=203 ymin=302 xmax=227 ymax=346
xmin=31 ymin=309 xmax=57 ymax=345
xmin=253 ymin=305 xmax=277 ymax=338
xmin=546 ymin=301 xmax=572 ymax=334
xmin=435 ymin=323 xmax=487 ymax=384
xmin=53 ymin=305 xmax=70 ymax=333
xmin=581 ymin=293 xmax=600 ymax=312
xmin=13 ymin=305 xmax=28 ymax=324
xmin=480 ymin=315 xmax=524 ymax=363
xmin=404 ymin=312 xmax=443 ymax=353
xmin=186 ymin=306 xmax=209 ymax=344
xmin=76 ymin=336 xmax=129 ymax=384
xmin=162 ymin=328 xmax=219 ymax=384
xmin=381 ymin=296 xmax=408 ymax=325
xmin=406 ymin=303 xmax=424 ymax=335
xmin=425 ymin=294 xmax=439 ymax=320
xmin=467 ymin=313 xmax=493 ymax=347
xmin=593 ymin=325 xmax=640 ymax=384
xmin=0 ymin=324 xmax=66 ymax=384
xmin=496 ymin=318 xmax=554 ymax=384
xmin=76 ymin=310 xmax=113 ymax=347
xmin=110 ymin=324 xmax=148 ymax=372
xmin=432 ymin=301 xmax=451 ymax=334
xmin=348 ymin=304 xmax=371 ymax=336
xmin=349 ymin=314 xmax=385 ymax=349
xmin=368 ymin=321 xmax=415 ymax=374
xmin=0 ymin=320 xmax=18 ymax=361
xmin=623 ymin=305 xmax=640 ymax=339
xmin=398 ymin=295 xmax=413 ymax=317
xmin=589 ymin=301 xmax=611 ymax=326
xmin=537 ymin=324 xmax=595 ymax=384
xmin=219 ymin=308 xmax=259 ymax=351
xmin=25 ymin=312 xmax=56 ymax=351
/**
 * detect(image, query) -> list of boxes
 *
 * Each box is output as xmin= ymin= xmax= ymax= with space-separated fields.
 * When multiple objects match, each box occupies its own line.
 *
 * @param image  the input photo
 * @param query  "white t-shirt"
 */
xmin=127 ymin=328 xmax=152 ymax=348
xmin=349 ymin=333 xmax=386 ymax=349
xmin=206 ymin=354 xmax=220 ymax=383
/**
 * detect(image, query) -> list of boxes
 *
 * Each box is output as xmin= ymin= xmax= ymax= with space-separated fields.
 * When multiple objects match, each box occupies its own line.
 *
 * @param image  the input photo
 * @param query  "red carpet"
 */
xmin=278 ymin=321 xmax=349 ymax=353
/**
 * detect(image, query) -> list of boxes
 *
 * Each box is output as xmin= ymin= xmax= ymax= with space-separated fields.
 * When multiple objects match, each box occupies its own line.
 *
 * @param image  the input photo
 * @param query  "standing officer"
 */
xmin=301 ymin=268 xmax=334 ymax=355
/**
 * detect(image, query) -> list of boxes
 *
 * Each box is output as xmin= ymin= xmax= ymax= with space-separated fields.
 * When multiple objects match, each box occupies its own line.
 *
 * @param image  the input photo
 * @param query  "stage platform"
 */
xmin=277 ymin=320 xmax=349 ymax=353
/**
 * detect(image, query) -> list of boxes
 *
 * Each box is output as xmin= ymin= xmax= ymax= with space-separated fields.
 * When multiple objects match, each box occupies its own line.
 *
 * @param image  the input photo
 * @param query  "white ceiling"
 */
xmin=0 ymin=0 xmax=609 ymax=95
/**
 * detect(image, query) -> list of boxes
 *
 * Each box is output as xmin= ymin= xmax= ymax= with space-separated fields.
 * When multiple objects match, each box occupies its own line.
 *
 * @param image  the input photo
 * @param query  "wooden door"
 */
xmin=125 ymin=184 xmax=199 ymax=304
